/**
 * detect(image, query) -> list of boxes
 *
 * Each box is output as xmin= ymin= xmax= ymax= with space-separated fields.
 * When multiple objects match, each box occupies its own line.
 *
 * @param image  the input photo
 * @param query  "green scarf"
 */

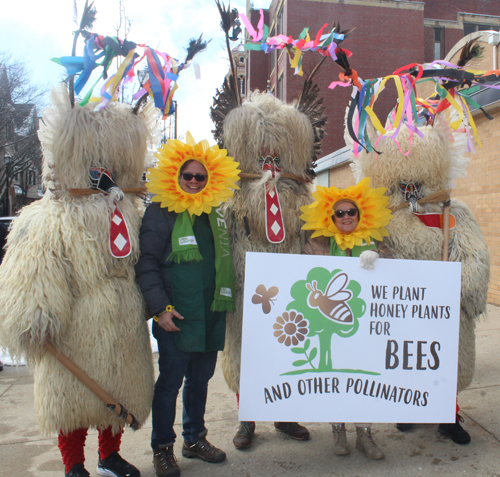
xmin=169 ymin=208 xmax=236 ymax=312
xmin=330 ymin=237 xmax=375 ymax=257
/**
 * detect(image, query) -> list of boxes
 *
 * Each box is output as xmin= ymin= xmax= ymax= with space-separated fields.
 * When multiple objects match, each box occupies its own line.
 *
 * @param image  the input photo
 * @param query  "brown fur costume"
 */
xmin=212 ymin=83 xmax=326 ymax=394
xmin=0 ymin=85 xmax=155 ymax=435
xmin=350 ymin=115 xmax=490 ymax=392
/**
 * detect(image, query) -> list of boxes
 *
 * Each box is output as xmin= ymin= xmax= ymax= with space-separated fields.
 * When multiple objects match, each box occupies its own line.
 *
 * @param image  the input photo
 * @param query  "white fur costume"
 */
xmin=350 ymin=116 xmax=490 ymax=392
xmin=0 ymin=86 xmax=155 ymax=435
xmin=218 ymin=91 xmax=319 ymax=393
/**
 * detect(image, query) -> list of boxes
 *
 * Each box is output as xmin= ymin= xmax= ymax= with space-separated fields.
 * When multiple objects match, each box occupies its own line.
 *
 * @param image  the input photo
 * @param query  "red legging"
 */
xmin=58 ymin=427 xmax=122 ymax=473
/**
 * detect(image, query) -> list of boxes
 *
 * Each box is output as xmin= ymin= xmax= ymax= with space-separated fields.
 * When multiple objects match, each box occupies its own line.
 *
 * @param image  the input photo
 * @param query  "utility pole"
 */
xmin=174 ymin=101 xmax=178 ymax=139
xmin=4 ymin=154 xmax=11 ymax=216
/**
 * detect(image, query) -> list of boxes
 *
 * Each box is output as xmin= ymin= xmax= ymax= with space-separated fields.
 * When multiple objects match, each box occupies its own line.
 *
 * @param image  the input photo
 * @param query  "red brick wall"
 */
xmin=423 ymin=0 xmax=500 ymax=21
xmin=246 ymin=9 xmax=270 ymax=92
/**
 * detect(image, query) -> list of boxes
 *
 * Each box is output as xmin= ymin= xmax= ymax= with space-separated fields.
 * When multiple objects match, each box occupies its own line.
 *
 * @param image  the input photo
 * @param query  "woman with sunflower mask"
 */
xmin=300 ymin=177 xmax=393 ymax=460
xmin=136 ymin=133 xmax=240 ymax=477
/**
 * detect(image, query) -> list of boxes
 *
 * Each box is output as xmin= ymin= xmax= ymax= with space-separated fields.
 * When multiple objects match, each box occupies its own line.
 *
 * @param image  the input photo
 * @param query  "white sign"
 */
xmin=239 ymin=252 xmax=461 ymax=424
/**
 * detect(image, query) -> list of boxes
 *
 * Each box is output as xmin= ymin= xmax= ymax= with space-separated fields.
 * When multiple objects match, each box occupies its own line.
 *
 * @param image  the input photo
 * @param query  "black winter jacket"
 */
xmin=135 ymin=203 xmax=176 ymax=317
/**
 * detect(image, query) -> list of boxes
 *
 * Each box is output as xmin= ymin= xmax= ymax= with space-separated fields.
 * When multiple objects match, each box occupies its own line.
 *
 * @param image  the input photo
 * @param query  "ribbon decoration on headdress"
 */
xmin=239 ymin=10 xmax=353 ymax=76
xmin=53 ymin=32 xmax=208 ymax=118
xmin=328 ymin=40 xmax=500 ymax=156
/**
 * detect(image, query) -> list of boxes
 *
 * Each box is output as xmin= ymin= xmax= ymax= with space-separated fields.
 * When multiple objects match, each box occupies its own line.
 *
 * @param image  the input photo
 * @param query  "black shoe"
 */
xmin=182 ymin=436 xmax=226 ymax=463
xmin=153 ymin=446 xmax=180 ymax=477
xmin=97 ymin=451 xmax=140 ymax=477
xmin=396 ymin=423 xmax=415 ymax=432
xmin=438 ymin=415 xmax=471 ymax=444
xmin=274 ymin=422 xmax=310 ymax=440
xmin=66 ymin=463 xmax=90 ymax=477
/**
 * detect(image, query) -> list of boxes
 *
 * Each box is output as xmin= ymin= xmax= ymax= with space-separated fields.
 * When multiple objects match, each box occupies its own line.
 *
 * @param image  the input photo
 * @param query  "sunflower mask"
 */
xmin=300 ymin=177 xmax=393 ymax=250
xmin=146 ymin=132 xmax=241 ymax=216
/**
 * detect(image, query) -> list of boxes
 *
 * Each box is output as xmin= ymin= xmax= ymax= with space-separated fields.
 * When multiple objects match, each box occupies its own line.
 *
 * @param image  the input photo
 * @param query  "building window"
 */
xmin=464 ymin=23 xmax=500 ymax=36
xmin=238 ymin=75 xmax=246 ymax=96
xmin=278 ymin=72 xmax=284 ymax=101
xmin=277 ymin=8 xmax=284 ymax=36
xmin=239 ymin=55 xmax=244 ymax=65
xmin=434 ymin=27 xmax=444 ymax=60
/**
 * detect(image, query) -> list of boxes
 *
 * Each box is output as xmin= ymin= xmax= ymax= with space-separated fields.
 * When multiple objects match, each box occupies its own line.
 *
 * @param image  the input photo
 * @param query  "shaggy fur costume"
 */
xmin=0 ymin=85 xmax=155 ymax=435
xmin=219 ymin=91 xmax=317 ymax=393
xmin=350 ymin=116 xmax=490 ymax=392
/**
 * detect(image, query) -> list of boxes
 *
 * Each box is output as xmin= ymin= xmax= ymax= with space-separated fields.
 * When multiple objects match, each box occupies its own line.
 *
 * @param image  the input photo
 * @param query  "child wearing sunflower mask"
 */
xmin=301 ymin=177 xmax=393 ymax=460
xmin=136 ymin=133 xmax=240 ymax=477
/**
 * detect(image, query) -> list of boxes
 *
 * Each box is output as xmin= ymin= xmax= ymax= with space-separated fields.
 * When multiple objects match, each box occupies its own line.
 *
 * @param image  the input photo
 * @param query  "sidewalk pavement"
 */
xmin=1 ymin=305 xmax=499 ymax=477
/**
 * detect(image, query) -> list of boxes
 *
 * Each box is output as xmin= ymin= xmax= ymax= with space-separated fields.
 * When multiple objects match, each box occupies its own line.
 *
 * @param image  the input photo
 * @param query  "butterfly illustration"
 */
xmin=252 ymin=284 xmax=279 ymax=314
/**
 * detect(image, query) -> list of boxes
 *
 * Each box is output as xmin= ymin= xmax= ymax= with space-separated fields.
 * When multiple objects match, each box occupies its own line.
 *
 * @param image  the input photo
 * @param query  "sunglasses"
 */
xmin=334 ymin=208 xmax=358 ymax=219
xmin=182 ymin=173 xmax=207 ymax=182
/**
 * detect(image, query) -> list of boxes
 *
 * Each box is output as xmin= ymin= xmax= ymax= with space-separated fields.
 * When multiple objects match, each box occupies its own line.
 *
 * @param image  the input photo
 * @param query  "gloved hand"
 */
xmin=359 ymin=250 xmax=379 ymax=270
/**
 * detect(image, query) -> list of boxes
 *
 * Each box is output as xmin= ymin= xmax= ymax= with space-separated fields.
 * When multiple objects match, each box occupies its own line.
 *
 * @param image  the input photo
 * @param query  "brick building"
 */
xmin=243 ymin=1 xmax=500 ymax=305
xmin=245 ymin=0 xmax=500 ymax=157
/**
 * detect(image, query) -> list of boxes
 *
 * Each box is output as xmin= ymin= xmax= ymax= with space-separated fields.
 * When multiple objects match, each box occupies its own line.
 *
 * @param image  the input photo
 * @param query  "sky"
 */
xmin=0 ymin=0 xmax=271 ymax=144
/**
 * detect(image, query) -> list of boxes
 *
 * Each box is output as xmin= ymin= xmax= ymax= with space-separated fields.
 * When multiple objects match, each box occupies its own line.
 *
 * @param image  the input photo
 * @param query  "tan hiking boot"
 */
xmin=332 ymin=423 xmax=350 ymax=455
xmin=355 ymin=426 xmax=385 ymax=460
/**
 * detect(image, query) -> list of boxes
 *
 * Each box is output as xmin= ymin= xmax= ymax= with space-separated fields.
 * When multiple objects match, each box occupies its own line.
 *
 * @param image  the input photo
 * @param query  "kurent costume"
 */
xmin=301 ymin=178 xmax=393 ymax=459
xmin=210 ymin=74 xmax=327 ymax=447
xmin=340 ymin=46 xmax=491 ymax=442
xmin=350 ymin=118 xmax=490 ymax=443
xmin=0 ymin=84 xmax=157 ymax=476
xmin=135 ymin=133 xmax=239 ymax=477
xmin=211 ymin=5 xmax=362 ymax=448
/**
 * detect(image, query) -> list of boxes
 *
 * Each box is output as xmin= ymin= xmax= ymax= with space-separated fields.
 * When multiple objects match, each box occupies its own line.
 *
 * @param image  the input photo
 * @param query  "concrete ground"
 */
xmin=1 ymin=305 xmax=499 ymax=477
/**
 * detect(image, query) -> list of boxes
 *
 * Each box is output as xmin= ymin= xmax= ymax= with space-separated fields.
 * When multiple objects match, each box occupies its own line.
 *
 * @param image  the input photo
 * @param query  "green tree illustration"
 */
xmin=285 ymin=267 xmax=368 ymax=374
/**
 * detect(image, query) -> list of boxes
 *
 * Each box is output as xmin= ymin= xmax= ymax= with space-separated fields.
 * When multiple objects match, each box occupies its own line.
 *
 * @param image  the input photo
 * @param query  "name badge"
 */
xmin=179 ymin=236 xmax=197 ymax=246
xmin=220 ymin=287 xmax=233 ymax=298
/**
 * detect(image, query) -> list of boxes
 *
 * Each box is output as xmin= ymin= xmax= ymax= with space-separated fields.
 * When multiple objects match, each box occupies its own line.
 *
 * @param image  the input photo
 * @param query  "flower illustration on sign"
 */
xmin=273 ymin=311 xmax=308 ymax=346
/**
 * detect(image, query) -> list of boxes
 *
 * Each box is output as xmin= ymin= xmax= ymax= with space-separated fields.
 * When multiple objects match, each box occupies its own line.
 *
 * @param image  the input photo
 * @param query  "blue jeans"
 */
xmin=151 ymin=322 xmax=218 ymax=448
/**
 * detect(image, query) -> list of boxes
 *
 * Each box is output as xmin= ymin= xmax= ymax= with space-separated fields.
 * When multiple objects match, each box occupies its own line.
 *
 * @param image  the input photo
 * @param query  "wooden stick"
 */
xmin=238 ymin=172 xmax=313 ymax=184
xmin=44 ymin=341 xmax=140 ymax=430
xmin=441 ymin=200 xmax=451 ymax=261
xmin=389 ymin=189 xmax=451 ymax=212
xmin=67 ymin=187 xmax=148 ymax=197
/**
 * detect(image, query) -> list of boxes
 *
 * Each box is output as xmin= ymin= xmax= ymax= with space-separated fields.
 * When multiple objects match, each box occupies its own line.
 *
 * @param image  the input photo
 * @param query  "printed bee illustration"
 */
xmin=306 ymin=272 xmax=353 ymax=324
xmin=252 ymin=284 xmax=279 ymax=314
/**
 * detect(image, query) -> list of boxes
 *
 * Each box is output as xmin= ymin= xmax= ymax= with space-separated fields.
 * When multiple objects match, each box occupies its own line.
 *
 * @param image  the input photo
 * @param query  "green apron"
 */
xmin=170 ymin=213 xmax=226 ymax=352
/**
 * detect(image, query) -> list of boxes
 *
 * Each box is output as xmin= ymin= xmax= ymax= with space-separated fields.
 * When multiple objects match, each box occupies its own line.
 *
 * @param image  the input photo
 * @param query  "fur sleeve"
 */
xmin=449 ymin=200 xmax=490 ymax=319
xmin=0 ymin=199 xmax=74 ymax=362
